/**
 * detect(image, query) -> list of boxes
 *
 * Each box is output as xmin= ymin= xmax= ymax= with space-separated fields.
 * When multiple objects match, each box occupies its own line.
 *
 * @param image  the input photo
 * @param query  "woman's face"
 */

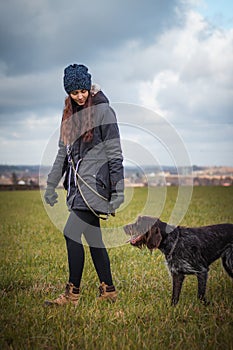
xmin=70 ymin=89 xmax=89 ymax=106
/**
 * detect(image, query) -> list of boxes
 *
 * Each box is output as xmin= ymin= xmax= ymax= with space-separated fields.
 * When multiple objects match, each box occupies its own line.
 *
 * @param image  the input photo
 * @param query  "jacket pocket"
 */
xmin=96 ymin=162 xmax=110 ymax=199
xmin=96 ymin=176 xmax=110 ymax=200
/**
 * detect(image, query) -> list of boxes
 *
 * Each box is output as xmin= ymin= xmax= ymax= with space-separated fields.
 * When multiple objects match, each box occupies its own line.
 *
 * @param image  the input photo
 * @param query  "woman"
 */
xmin=44 ymin=64 xmax=124 ymax=305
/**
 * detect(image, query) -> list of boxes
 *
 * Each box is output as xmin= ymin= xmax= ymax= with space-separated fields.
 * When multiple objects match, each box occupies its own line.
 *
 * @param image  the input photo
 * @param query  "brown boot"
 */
xmin=44 ymin=282 xmax=80 ymax=306
xmin=98 ymin=282 xmax=117 ymax=302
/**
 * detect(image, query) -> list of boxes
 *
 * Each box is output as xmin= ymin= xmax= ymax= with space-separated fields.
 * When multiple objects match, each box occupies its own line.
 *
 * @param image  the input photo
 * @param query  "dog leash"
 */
xmin=66 ymin=145 xmax=110 ymax=221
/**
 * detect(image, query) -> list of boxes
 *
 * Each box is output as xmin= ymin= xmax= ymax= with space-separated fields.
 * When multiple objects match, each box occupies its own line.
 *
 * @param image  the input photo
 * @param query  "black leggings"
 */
xmin=63 ymin=210 xmax=113 ymax=288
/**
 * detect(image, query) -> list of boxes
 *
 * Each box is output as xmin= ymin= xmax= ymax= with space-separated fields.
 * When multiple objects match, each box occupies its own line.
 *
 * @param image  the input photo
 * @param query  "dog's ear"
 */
xmin=146 ymin=226 xmax=162 ymax=250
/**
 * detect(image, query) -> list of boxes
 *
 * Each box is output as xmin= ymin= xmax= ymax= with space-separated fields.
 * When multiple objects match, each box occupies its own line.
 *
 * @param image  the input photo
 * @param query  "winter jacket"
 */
xmin=47 ymin=90 xmax=124 ymax=214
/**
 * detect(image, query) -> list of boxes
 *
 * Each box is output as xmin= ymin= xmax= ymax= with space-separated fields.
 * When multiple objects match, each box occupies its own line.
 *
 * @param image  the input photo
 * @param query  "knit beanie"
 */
xmin=63 ymin=64 xmax=92 ymax=94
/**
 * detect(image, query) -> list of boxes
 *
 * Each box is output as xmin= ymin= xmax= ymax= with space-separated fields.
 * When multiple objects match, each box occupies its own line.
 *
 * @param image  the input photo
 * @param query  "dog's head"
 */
xmin=124 ymin=216 xmax=162 ymax=251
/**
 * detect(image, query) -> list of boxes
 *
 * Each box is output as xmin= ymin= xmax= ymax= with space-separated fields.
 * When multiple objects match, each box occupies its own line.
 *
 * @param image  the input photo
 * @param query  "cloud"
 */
xmin=135 ymin=10 xmax=233 ymax=165
xmin=0 ymin=0 xmax=232 ymax=166
xmin=0 ymin=0 xmax=185 ymax=116
xmin=0 ymin=0 xmax=182 ymax=75
xmin=0 ymin=111 xmax=61 ymax=165
xmin=0 ymin=68 xmax=64 ymax=114
xmin=95 ymin=9 xmax=233 ymax=165
xmin=136 ymin=10 xmax=233 ymax=122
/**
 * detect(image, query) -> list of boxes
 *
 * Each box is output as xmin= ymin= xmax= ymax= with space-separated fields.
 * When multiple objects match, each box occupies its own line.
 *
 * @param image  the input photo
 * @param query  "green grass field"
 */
xmin=0 ymin=187 xmax=233 ymax=350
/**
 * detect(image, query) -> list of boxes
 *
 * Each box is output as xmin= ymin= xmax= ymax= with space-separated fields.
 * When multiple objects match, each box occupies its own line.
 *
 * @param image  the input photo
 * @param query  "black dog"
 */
xmin=124 ymin=216 xmax=233 ymax=305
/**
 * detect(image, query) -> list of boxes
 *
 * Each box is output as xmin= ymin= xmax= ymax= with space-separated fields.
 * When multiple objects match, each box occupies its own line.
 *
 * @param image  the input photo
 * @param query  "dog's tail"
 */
xmin=221 ymin=244 xmax=233 ymax=278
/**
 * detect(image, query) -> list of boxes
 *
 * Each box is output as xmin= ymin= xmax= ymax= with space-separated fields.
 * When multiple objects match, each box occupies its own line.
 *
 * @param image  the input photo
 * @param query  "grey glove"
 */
xmin=44 ymin=185 xmax=58 ymax=206
xmin=109 ymin=192 xmax=124 ymax=212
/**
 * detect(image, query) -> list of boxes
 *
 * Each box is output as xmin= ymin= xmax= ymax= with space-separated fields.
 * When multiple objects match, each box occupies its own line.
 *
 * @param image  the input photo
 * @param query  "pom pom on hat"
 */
xmin=63 ymin=64 xmax=92 ymax=94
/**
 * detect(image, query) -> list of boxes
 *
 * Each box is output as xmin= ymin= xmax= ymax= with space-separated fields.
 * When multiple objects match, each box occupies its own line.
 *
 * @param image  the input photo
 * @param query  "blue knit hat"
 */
xmin=63 ymin=64 xmax=92 ymax=94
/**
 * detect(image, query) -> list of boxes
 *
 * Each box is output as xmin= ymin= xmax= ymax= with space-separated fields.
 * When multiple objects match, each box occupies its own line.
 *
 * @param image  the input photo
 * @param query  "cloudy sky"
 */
xmin=0 ymin=0 xmax=232 ymax=167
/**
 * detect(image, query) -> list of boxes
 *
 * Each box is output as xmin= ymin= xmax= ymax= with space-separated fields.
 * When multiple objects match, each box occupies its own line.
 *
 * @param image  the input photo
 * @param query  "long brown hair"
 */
xmin=60 ymin=94 xmax=94 ymax=145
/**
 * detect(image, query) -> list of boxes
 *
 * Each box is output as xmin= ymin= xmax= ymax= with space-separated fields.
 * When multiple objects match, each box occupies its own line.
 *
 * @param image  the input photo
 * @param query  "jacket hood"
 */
xmin=91 ymin=84 xmax=109 ymax=105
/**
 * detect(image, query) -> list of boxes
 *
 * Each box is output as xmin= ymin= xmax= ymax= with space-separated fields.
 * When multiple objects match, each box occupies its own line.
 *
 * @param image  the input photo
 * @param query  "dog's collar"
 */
xmin=160 ymin=221 xmax=175 ymax=234
xmin=167 ymin=231 xmax=180 ymax=259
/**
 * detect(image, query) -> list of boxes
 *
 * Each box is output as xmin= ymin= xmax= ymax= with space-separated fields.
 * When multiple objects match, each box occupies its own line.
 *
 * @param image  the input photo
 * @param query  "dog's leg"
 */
xmin=221 ymin=246 xmax=233 ymax=278
xmin=197 ymin=272 xmax=210 ymax=305
xmin=171 ymin=273 xmax=185 ymax=306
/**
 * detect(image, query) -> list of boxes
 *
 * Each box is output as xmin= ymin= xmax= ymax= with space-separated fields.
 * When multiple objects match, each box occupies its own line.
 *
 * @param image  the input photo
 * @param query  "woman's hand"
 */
xmin=109 ymin=192 xmax=124 ymax=211
xmin=44 ymin=185 xmax=58 ymax=206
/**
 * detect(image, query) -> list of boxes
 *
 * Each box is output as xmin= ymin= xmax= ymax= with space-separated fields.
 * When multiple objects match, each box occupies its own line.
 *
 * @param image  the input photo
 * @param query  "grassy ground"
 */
xmin=0 ymin=187 xmax=232 ymax=350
